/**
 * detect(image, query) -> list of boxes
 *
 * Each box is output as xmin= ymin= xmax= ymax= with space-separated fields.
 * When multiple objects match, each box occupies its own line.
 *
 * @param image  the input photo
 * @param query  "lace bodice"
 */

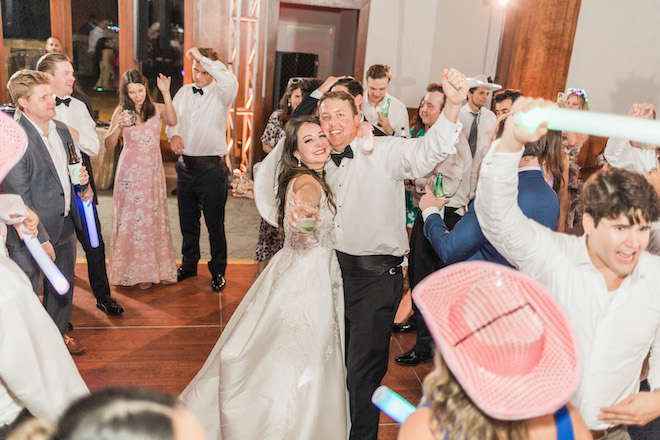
xmin=282 ymin=177 xmax=334 ymax=253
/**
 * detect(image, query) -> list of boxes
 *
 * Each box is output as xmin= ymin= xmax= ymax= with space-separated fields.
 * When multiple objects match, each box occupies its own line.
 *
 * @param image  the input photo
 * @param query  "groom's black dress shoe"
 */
xmin=177 ymin=267 xmax=198 ymax=282
xmin=395 ymin=349 xmax=433 ymax=366
xmin=392 ymin=320 xmax=416 ymax=333
xmin=211 ymin=275 xmax=226 ymax=292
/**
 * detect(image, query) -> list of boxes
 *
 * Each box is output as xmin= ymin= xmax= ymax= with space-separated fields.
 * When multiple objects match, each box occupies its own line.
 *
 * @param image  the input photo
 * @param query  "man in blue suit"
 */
xmin=421 ymin=132 xmax=560 ymax=268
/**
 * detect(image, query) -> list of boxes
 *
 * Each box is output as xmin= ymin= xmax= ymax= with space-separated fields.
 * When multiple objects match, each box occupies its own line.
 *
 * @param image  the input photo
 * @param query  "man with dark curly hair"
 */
xmin=476 ymin=96 xmax=660 ymax=440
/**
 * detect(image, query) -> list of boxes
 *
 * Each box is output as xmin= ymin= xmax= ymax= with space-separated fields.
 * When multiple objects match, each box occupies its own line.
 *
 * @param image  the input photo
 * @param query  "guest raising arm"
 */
xmin=475 ymin=96 xmax=660 ymax=435
xmin=104 ymin=70 xmax=178 ymax=289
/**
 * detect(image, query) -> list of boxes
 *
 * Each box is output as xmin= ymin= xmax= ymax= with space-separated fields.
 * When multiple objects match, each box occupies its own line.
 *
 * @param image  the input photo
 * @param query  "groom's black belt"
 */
xmin=181 ymin=155 xmax=226 ymax=172
xmin=336 ymin=251 xmax=403 ymax=277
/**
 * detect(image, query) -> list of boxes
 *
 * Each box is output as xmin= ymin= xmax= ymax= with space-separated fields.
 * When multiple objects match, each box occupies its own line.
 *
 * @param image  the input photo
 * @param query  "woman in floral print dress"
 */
xmin=105 ymin=70 xmax=178 ymax=288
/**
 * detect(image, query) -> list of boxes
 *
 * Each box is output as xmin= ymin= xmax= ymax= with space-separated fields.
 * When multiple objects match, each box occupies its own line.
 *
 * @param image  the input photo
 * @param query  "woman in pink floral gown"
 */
xmin=105 ymin=70 xmax=178 ymax=288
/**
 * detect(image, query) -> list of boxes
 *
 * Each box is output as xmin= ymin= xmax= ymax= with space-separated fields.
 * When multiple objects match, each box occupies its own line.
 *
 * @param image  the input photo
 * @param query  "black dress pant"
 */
xmin=74 ymin=192 xmax=112 ymax=302
xmin=176 ymin=156 xmax=229 ymax=277
xmin=337 ymin=251 xmax=404 ymax=440
xmin=408 ymin=207 xmax=461 ymax=355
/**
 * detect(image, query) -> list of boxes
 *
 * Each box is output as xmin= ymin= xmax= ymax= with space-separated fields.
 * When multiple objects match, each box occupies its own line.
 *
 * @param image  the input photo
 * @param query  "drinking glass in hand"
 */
xmin=233 ymin=170 xmax=249 ymax=195
xmin=122 ymin=109 xmax=136 ymax=126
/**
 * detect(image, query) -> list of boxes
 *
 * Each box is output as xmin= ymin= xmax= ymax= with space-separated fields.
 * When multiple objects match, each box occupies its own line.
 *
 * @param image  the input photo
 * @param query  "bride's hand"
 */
xmin=287 ymin=191 xmax=321 ymax=229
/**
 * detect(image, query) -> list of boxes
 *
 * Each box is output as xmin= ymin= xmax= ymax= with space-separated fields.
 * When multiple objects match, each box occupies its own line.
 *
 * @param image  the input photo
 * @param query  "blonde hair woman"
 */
xmin=398 ymin=262 xmax=593 ymax=440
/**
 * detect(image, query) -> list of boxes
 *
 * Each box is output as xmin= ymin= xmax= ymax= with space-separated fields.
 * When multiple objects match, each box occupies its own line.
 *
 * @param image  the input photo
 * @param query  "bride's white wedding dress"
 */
xmin=180 ymin=181 xmax=349 ymax=440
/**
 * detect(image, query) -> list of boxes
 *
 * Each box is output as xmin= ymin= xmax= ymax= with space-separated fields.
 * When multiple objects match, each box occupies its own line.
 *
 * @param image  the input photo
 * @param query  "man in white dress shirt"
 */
xmin=166 ymin=47 xmax=238 ymax=292
xmin=458 ymin=74 xmax=498 ymax=200
xmin=317 ymin=68 xmax=467 ymax=439
xmin=361 ymin=64 xmax=410 ymax=138
xmin=476 ymin=97 xmax=660 ymax=440
xmin=37 ymin=53 xmax=124 ymax=316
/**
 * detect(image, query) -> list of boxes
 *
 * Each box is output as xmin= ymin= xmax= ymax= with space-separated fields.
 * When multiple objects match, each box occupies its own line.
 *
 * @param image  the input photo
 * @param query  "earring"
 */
xmin=297 ymin=157 xmax=301 ymax=167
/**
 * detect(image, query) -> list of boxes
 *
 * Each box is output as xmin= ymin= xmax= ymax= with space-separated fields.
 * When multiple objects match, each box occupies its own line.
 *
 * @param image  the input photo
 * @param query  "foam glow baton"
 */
xmin=21 ymin=231 xmax=69 ymax=295
xmin=371 ymin=386 xmax=417 ymax=424
xmin=75 ymin=193 xmax=99 ymax=248
xmin=514 ymin=107 xmax=660 ymax=145
xmin=83 ymin=199 xmax=99 ymax=248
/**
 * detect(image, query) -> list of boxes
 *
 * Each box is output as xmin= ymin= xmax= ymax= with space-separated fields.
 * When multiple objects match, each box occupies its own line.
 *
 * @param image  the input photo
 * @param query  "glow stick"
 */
xmin=371 ymin=386 xmax=416 ymax=424
xmin=21 ymin=231 xmax=69 ymax=295
xmin=83 ymin=199 xmax=99 ymax=248
xmin=75 ymin=193 xmax=99 ymax=248
xmin=514 ymin=107 xmax=660 ymax=145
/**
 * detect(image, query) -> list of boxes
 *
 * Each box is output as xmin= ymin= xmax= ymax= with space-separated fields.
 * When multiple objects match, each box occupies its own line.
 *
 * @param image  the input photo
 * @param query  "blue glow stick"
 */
xmin=371 ymin=385 xmax=417 ymax=424
xmin=75 ymin=192 xmax=99 ymax=248
xmin=83 ymin=199 xmax=99 ymax=248
xmin=22 ymin=233 xmax=69 ymax=295
xmin=514 ymin=106 xmax=660 ymax=145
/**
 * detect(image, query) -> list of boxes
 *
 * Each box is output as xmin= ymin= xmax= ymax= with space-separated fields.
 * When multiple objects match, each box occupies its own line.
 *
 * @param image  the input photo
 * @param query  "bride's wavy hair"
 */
xmin=276 ymin=116 xmax=336 ymax=232
xmin=421 ymin=352 xmax=528 ymax=440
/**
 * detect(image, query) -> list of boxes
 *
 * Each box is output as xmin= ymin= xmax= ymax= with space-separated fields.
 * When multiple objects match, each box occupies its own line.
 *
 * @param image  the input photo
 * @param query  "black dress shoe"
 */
xmin=211 ymin=274 xmax=226 ymax=292
xmin=392 ymin=320 xmax=416 ymax=333
xmin=395 ymin=349 xmax=433 ymax=366
xmin=96 ymin=298 xmax=124 ymax=315
xmin=177 ymin=267 xmax=198 ymax=282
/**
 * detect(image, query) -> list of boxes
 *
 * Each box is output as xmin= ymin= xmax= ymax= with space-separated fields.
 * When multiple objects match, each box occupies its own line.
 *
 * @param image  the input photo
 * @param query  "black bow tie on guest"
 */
xmin=192 ymin=86 xmax=204 ymax=96
xmin=55 ymin=97 xmax=71 ymax=107
xmin=331 ymin=145 xmax=354 ymax=166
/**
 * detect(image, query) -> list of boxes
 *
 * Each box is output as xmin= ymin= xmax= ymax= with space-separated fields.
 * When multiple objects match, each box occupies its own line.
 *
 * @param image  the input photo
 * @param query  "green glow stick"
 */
xmin=513 ymin=107 xmax=660 ymax=145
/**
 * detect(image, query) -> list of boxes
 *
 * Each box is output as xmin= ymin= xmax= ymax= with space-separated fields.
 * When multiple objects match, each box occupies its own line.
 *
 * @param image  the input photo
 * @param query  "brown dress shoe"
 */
xmin=63 ymin=335 xmax=85 ymax=355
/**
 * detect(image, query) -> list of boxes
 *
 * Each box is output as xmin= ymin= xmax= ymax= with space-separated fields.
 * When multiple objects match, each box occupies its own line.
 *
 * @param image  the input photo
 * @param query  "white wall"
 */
xmin=365 ymin=0 xmax=660 ymax=112
xmin=364 ymin=0 xmax=504 ymax=107
xmin=565 ymin=0 xmax=660 ymax=114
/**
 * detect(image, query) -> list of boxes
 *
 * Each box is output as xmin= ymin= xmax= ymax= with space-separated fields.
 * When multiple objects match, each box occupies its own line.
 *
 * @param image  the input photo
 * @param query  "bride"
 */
xmin=180 ymin=116 xmax=349 ymax=440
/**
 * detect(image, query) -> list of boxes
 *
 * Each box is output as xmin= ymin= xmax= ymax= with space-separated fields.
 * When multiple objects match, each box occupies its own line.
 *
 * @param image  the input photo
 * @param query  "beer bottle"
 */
xmin=380 ymin=98 xmax=391 ymax=118
xmin=433 ymin=172 xmax=445 ymax=198
xmin=377 ymin=98 xmax=391 ymax=128
xmin=66 ymin=142 xmax=83 ymax=186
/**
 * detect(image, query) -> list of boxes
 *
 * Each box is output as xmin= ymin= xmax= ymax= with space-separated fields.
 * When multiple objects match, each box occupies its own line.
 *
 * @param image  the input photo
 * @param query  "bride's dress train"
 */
xmin=180 ymin=187 xmax=348 ymax=440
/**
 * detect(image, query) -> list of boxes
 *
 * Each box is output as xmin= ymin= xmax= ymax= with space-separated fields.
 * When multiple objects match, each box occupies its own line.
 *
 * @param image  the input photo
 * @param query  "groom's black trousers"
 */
xmin=337 ymin=251 xmax=404 ymax=440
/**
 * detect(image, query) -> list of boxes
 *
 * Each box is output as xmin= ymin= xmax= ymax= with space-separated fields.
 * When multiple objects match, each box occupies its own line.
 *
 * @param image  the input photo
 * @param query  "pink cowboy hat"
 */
xmin=412 ymin=261 xmax=580 ymax=420
xmin=0 ymin=112 xmax=28 ymax=183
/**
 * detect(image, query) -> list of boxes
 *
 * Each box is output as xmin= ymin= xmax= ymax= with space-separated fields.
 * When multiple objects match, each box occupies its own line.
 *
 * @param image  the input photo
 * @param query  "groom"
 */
xmin=316 ymin=68 xmax=468 ymax=439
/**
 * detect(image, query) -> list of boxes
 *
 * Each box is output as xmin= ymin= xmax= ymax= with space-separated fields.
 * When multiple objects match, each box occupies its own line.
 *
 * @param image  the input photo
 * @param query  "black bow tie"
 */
xmin=331 ymin=145 xmax=354 ymax=166
xmin=192 ymin=86 xmax=204 ymax=96
xmin=56 ymin=97 xmax=71 ymax=106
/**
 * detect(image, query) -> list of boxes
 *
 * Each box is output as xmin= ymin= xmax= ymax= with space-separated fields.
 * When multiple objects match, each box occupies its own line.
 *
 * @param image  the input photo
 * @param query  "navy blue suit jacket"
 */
xmin=423 ymin=169 xmax=559 ymax=267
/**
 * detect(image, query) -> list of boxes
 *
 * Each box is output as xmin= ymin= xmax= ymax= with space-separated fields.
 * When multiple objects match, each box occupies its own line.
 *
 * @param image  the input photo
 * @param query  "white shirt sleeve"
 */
xmin=199 ymin=57 xmax=239 ymax=107
xmin=0 ymin=257 xmax=89 ymax=422
xmin=74 ymin=103 xmax=100 ymax=157
xmin=474 ymin=140 xmax=564 ymax=274
xmin=383 ymin=112 xmax=462 ymax=181
xmin=603 ymin=137 xmax=658 ymax=174
xmin=389 ymin=98 xmax=410 ymax=138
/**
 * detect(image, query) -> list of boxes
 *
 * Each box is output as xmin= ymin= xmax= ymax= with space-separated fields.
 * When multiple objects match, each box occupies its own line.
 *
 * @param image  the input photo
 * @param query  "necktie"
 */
xmin=56 ymin=97 xmax=71 ymax=107
xmin=468 ymin=112 xmax=479 ymax=157
xmin=192 ymin=86 xmax=204 ymax=96
xmin=331 ymin=145 xmax=354 ymax=166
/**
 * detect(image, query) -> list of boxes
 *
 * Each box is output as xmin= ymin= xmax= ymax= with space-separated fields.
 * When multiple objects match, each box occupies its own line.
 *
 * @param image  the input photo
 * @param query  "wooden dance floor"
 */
xmin=70 ymin=261 xmax=433 ymax=439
